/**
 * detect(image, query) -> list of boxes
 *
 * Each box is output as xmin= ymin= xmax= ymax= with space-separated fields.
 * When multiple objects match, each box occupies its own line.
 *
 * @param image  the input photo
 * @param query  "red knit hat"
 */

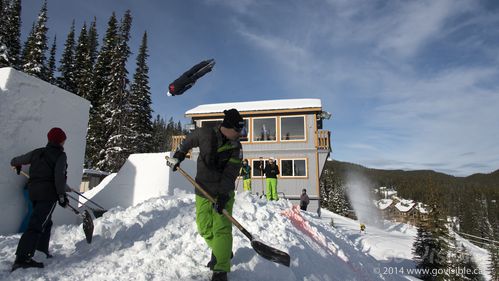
xmin=47 ymin=127 xmax=67 ymax=144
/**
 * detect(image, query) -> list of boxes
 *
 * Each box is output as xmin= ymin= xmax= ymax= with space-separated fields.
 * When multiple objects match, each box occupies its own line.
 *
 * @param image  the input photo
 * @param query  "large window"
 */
xmin=252 ymin=159 xmax=269 ymax=177
xmin=200 ymin=118 xmax=249 ymax=142
xmin=200 ymin=119 xmax=222 ymax=128
xmin=280 ymin=116 xmax=306 ymax=141
xmin=280 ymin=159 xmax=307 ymax=177
xmin=253 ymin=117 xmax=277 ymax=142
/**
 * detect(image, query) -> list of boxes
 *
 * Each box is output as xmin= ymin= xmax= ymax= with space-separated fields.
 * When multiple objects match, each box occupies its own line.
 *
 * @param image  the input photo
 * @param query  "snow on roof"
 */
xmin=83 ymin=169 xmax=111 ymax=176
xmin=185 ymin=98 xmax=322 ymax=115
xmin=395 ymin=199 xmax=416 ymax=212
xmin=376 ymin=199 xmax=393 ymax=210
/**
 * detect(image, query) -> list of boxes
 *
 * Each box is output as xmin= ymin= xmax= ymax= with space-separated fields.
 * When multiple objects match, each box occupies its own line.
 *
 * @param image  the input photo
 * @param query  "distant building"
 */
xmin=375 ymin=196 xmax=429 ymax=225
xmin=172 ymin=98 xmax=331 ymax=213
xmin=80 ymin=169 xmax=110 ymax=192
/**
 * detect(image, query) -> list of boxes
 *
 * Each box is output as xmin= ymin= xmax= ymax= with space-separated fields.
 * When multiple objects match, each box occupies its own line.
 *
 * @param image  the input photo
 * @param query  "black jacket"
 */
xmin=11 ymin=142 xmax=68 ymax=201
xmin=176 ymin=127 xmax=242 ymax=197
xmin=264 ymin=163 xmax=279 ymax=179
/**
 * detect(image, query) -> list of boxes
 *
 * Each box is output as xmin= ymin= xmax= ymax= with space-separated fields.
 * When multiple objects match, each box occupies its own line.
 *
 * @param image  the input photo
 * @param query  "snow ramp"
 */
xmin=0 ymin=192 xmax=416 ymax=281
xmin=78 ymin=152 xmax=197 ymax=210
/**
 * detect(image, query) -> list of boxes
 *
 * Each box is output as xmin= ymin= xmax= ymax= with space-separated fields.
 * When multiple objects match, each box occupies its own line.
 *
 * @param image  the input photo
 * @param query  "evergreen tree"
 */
xmin=20 ymin=0 xmax=48 ymax=80
xmin=490 ymin=244 xmax=499 ymax=281
xmin=320 ymin=169 xmax=350 ymax=216
xmin=128 ymin=31 xmax=153 ymax=154
xmin=151 ymin=115 xmax=168 ymax=152
xmin=0 ymin=0 xmax=9 ymax=67
xmin=57 ymin=20 xmax=76 ymax=93
xmin=74 ymin=23 xmax=93 ymax=99
xmin=413 ymin=189 xmax=451 ymax=281
xmin=46 ymin=36 xmax=57 ymax=84
xmin=97 ymin=10 xmax=133 ymax=172
xmin=5 ymin=0 xmax=22 ymax=68
xmin=86 ymin=12 xmax=119 ymax=169
xmin=87 ymin=18 xmax=99 ymax=67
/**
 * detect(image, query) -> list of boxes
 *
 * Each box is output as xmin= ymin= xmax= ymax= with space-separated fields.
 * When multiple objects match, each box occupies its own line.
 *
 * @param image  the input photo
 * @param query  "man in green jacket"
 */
xmin=167 ymin=109 xmax=244 ymax=281
xmin=240 ymin=159 xmax=251 ymax=192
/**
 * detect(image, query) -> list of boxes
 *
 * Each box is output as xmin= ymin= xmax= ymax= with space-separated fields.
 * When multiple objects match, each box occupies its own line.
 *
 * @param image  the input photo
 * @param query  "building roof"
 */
xmin=83 ymin=169 xmax=111 ymax=176
xmin=376 ymin=199 xmax=394 ymax=210
xmin=395 ymin=199 xmax=416 ymax=212
xmin=185 ymin=98 xmax=322 ymax=116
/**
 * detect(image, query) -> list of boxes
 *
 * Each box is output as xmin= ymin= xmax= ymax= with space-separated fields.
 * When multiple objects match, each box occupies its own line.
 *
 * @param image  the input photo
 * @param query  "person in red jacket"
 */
xmin=10 ymin=128 xmax=70 ymax=272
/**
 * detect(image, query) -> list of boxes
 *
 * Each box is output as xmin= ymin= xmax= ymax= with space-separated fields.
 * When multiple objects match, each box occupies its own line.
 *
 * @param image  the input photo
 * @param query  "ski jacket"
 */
xmin=11 ymin=142 xmax=68 ymax=201
xmin=264 ymin=163 xmax=280 ymax=179
xmin=300 ymin=193 xmax=310 ymax=207
xmin=240 ymin=164 xmax=251 ymax=180
xmin=176 ymin=127 xmax=242 ymax=197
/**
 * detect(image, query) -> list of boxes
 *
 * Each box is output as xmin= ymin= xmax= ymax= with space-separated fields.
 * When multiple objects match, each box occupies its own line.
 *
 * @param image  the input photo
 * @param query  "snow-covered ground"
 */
xmin=0 ymin=192 xmax=490 ymax=280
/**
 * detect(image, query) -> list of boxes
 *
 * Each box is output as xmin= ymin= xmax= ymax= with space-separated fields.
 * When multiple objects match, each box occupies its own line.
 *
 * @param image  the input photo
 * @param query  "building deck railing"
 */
xmin=317 ymin=130 xmax=330 ymax=150
xmin=171 ymin=135 xmax=186 ymax=152
xmin=171 ymin=129 xmax=331 ymax=151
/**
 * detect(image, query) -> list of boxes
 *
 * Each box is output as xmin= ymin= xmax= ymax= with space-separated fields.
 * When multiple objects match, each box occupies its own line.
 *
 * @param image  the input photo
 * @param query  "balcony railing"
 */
xmin=171 ymin=135 xmax=186 ymax=152
xmin=171 ymin=129 xmax=331 ymax=151
xmin=317 ymin=130 xmax=330 ymax=150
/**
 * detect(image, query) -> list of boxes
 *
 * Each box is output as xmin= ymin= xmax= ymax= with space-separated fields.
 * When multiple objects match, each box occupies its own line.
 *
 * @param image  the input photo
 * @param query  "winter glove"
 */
xmin=58 ymin=194 xmax=69 ymax=208
xmin=166 ymin=157 xmax=180 ymax=171
xmin=14 ymin=166 xmax=21 ymax=175
xmin=167 ymin=151 xmax=186 ymax=171
xmin=213 ymin=193 xmax=230 ymax=215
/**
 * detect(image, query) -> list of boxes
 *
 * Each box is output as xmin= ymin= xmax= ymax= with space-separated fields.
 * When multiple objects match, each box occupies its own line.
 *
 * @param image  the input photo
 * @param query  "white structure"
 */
xmin=80 ymin=152 xmax=197 ymax=210
xmin=0 ymin=68 xmax=90 ymax=235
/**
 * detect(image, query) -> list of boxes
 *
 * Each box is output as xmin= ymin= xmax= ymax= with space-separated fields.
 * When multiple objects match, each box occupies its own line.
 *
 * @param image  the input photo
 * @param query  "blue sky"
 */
xmin=22 ymin=0 xmax=499 ymax=176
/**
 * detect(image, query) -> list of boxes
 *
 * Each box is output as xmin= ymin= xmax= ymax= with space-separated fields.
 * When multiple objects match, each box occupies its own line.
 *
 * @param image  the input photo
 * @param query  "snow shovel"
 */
xmin=69 ymin=189 xmax=107 ymax=218
xmin=165 ymin=156 xmax=291 ymax=267
xmin=16 ymin=169 xmax=94 ymax=243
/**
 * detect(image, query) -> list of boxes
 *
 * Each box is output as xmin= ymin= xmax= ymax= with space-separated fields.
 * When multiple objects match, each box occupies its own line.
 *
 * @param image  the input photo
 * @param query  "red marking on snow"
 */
xmin=281 ymin=205 xmax=336 ymax=255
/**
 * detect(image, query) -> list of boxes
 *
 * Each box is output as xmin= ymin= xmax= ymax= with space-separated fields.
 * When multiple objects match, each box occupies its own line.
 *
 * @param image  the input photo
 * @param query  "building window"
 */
xmin=253 ymin=117 xmax=277 ymax=142
xmin=200 ymin=119 xmax=222 ymax=128
xmin=241 ymin=118 xmax=249 ymax=142
xmin=280 ymin=116 xmax=305 ymax=141
xmin=200 ymin=118 xmax=249 ymax=142
xmin=252 ymin=159 xmax=269 ymax=177
xmin=280 ymin=159 xmax=307 ymax=177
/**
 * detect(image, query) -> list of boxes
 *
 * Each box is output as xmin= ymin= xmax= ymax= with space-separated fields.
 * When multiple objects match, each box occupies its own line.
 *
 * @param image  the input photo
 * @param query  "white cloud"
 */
xmin=211 ymin=0 xmax=499 ymax=175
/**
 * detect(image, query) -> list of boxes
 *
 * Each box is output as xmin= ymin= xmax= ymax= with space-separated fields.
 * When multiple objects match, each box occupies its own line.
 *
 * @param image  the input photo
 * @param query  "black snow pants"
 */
xmin=15 ymin=200 xmax=57 ymax=259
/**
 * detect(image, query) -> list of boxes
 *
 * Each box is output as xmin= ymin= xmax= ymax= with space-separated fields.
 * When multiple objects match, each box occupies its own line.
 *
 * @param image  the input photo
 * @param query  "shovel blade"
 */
xmin=82 ymin=210 xmax=94 ymax=244
xmin=251 ymin=239 xmax=290 ymax=267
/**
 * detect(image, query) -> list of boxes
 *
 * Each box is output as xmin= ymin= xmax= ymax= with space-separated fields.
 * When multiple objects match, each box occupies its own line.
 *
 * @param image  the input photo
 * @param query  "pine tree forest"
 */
xmin=0 ymin=0 xmax=186 ymax=173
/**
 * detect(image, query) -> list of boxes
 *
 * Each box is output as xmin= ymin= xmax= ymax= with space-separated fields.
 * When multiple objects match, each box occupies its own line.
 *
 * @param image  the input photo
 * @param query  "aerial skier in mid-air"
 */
xmin=167 ymin=59 xmax=216 ymax=96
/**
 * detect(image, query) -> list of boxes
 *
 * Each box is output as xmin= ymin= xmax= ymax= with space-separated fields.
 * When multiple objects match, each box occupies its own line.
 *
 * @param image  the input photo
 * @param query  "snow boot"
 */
xmin=11 ymin=258 xmax=44 ymax=272
xmin=211 ymin=271 xmax=228 ymax=281
xmin=206 ymin=252 xmax=233 ymax=270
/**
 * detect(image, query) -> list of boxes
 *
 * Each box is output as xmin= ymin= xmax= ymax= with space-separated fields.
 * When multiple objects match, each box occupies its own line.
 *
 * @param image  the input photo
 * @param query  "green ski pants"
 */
xmin=266 ymin=178 xmax=278 ymax=201
xmin=195 ymin=191 xmax=235 ymax=272
xmin=243 ymin=179 xmax=252 ymax=192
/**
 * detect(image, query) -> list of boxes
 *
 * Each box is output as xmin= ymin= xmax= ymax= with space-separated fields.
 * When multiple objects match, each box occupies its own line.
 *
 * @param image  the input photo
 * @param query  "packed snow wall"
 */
xmin=81 ymin=152 xmax=197 ymax=210
xmin=0 ymin=67 xmax=91 ymax=235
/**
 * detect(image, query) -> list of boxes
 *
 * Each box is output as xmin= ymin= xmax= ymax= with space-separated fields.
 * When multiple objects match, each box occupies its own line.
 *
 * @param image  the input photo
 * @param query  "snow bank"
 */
xmin=0 ymin=192 xmax=414 ymax=281
xmin=0 ymin=67 xmax=90 ymax=235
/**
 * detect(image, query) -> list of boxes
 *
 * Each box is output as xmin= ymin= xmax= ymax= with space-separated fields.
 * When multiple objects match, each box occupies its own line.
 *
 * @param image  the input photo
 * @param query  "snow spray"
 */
xmin=345 ymin=171 xmax=382 ymax=227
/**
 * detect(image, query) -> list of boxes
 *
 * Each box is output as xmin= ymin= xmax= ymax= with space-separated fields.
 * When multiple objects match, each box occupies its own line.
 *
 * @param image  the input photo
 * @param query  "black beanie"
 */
xmin=222 ymin=109 xmax=244 ymax=130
